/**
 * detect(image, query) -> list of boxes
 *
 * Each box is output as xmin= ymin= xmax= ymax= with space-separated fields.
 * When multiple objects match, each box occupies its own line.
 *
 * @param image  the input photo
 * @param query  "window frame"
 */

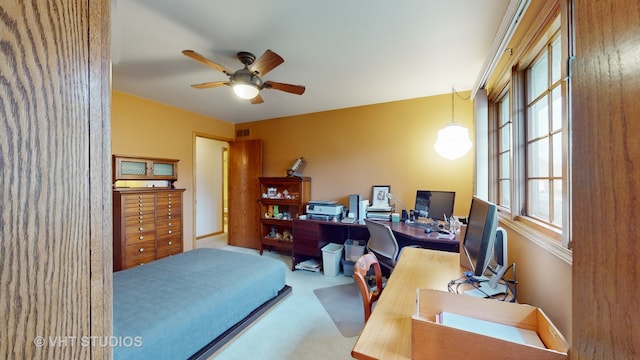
xmin=484 ymin=0 xmax=573 ymax=258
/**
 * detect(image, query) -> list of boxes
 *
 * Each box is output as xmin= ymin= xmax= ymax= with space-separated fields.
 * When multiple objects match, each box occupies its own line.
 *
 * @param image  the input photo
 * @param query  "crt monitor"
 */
xmin=462 ymin=196 xmax=498 ymax=277
xmin=414 ymin=190 xmax=455 ymax=221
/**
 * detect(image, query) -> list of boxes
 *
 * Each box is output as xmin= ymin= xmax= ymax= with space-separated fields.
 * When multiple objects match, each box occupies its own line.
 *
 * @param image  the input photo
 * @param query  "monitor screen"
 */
xmin=462 ymin=196 xmax=498 ymax=277
xmin=414 ymin=190 xmax=456 ymax=221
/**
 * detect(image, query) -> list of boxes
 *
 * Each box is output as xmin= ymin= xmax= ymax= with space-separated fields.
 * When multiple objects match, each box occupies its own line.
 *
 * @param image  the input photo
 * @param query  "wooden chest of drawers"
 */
xmin=113 ymin=188 xmax=185 ymax=271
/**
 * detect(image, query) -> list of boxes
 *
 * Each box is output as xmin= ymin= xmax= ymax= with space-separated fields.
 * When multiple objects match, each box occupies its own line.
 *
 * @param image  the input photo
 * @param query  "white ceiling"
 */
xmin=111 ymin=0 xmax=512 ymax=124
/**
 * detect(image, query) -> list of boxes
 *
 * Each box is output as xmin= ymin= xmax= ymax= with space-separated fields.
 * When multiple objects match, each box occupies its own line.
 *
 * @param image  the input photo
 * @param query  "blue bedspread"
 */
xmin=113 ymin=248 xmax=287 ymax=360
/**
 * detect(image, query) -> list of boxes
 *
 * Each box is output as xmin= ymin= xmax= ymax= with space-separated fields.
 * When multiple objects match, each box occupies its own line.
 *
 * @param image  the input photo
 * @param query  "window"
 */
xmin=497 ymin=91 xmax=511 ymax=209
xmin=526 ymin=34 xmax=564 ymax=228
xmin=484 ymin=4 xmax=573 ymax=254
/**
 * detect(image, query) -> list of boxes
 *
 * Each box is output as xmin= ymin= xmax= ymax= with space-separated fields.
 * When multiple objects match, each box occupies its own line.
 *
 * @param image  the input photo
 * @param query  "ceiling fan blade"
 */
xmin=264 ymin=81 xmax=306 ymax=95
xmin=251 ymin=49 xmax=284 ymax=76
xmin=190 ymin=81 xmax=228 ymax=89
xmin=250 ymin=94 xmax=264 ymax=104
xmin=182 ymin=50 xmax=233 ymax=75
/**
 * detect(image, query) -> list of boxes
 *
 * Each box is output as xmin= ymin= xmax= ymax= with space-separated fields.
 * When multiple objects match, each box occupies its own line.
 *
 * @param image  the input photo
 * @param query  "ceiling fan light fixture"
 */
xmin=232 ymin=83 xmax=259 ymax=99
xmin=183 ymin=49 xmax=305 ymax=104
xmin=230 ymin=68 xmax=262 ymax=99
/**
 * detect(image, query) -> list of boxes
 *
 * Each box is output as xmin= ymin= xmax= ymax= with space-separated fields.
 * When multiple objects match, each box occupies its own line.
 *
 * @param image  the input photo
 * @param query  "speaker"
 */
xmin=348 ymin=194 xmax=361 ymax=219
xmin=359 ymin=200 xmax=369 ymax=221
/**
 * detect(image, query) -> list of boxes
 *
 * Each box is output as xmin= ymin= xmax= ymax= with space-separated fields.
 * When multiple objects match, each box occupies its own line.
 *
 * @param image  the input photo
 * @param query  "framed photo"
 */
xmin=371 ymin=185 xmax=391 ymax=208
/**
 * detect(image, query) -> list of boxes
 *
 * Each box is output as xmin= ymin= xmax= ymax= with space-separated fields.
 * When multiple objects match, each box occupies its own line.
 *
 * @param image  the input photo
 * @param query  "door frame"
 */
xmin=193 ymin=132 xmax=230 ymax=248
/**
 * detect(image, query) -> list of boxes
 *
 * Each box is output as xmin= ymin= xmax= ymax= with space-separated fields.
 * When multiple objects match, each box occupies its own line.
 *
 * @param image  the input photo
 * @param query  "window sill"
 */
xmin=498 ymin=213 xmax=572 ymax=266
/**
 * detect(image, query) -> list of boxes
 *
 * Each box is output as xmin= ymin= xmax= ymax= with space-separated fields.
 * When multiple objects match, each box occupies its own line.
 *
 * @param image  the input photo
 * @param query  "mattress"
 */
xmin=113 ymin=248 xmax=287 ymax=360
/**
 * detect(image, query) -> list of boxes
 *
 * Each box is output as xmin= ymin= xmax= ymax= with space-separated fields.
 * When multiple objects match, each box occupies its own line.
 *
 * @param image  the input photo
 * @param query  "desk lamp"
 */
xmin=386 ymin=193 xmax=410 ymax=221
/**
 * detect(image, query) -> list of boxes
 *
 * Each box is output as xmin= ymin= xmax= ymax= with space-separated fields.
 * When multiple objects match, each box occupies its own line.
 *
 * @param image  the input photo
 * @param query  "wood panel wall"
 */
xmin=0 ymin=1 xmax=111 ymax=359
xmin=572 ymin=0 xmax=640 ymax=359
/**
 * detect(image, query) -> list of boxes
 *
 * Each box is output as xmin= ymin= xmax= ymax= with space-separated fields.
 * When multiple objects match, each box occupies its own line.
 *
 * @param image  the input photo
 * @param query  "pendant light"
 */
xmin=434 ymin=87 xmax=472 ymax=160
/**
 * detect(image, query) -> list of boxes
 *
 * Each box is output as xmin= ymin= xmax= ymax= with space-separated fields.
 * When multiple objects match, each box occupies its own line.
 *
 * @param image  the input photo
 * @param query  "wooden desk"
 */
xmin=351 ymin=247 xmax=464 ymax=360
xmin=292 ymin=219 xmax=459 ymax=270
xmin=386 ymin=221 xmax=459 ymax=252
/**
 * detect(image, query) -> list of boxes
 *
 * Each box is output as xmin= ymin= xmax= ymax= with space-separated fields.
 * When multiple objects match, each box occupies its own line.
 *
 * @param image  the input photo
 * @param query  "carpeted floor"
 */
xmin=197 ymin=233 xmax=359 ymax=359
xmin=313 ymin=283 xmax=364 ymax=337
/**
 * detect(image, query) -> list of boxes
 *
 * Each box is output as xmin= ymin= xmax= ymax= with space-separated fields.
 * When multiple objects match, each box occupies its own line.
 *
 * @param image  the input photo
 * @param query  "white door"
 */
xmin=195 ymin=137 xmax=228 ymax=237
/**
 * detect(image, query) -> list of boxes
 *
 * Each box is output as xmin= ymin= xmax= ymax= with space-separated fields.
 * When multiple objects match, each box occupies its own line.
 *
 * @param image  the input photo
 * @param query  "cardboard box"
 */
xmin=411 ymin=289 xmax=568 ymax=360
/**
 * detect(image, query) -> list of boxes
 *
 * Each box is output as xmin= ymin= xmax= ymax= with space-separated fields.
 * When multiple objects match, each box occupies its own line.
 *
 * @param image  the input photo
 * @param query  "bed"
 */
xmin=113 ymin=248 xmax=291 ymax=360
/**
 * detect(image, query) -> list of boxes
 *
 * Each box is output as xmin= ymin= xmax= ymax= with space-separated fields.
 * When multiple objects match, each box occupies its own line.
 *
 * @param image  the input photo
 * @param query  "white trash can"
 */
xmin=321 ymin=243 xmax=344 ymax=276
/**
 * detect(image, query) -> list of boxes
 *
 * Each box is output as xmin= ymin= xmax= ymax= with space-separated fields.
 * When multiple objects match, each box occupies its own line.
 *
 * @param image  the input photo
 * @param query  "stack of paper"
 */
xmin=294 ymin=259 xmax=321 ymax=272
xmin=366 ymin=205 xmax=394 ymax=220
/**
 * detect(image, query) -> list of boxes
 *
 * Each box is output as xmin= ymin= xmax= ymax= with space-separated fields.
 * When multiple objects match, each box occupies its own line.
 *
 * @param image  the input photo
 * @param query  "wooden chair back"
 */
xmin=353 ymin=252 xmax=383 ymax=322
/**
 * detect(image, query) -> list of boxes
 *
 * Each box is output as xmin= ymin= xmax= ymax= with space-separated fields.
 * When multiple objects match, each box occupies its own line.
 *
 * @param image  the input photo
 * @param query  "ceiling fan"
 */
xmin=182 ymin=49 xmax=305 ymax=104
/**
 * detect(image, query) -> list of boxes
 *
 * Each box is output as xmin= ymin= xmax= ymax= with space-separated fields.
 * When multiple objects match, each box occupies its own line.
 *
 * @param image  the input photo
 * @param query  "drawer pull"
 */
xmin=139 ymin=227 xmax=144 ymax=231
xmin=168 ymin=241 xmax=173 ymax=245
xmin=139 ymin=248 xmax=144 ymax=252
xmin=168 ymin=222 xmax=172 ymax=226
xmin=139 ymin=235 xmax=144 ymax=240
xmin=168 ymin=230 xmax=172 ymax=234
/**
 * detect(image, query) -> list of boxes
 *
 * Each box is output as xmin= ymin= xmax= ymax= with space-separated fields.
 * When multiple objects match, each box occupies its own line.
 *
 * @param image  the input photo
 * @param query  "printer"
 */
xmin=306 ymin=201 xmax=344 ymax=221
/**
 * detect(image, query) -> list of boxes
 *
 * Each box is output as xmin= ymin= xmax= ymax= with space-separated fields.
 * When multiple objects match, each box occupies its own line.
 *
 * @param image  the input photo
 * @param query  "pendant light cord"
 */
xmin=451 ymin=86 xmax=471 ymax=124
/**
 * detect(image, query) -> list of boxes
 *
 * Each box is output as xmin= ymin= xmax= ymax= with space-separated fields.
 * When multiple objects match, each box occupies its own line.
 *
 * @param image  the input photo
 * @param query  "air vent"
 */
xmin=236 ymin=128 xmax=250 ymax=138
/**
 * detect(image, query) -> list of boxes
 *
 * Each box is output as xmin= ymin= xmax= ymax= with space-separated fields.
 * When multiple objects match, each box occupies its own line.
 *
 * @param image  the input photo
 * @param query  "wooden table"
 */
xmin=351 ymin=247 xmax=464 ymax=360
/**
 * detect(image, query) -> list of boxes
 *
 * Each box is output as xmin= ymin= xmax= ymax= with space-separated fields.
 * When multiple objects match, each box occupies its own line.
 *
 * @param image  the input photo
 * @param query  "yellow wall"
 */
xmin=111 ymin=90 xmax=474 ymax=250
xmin=111 ymin=91 xmax=234 ymax=251
xmin=240 ymin=93 xmax=475 ymax=216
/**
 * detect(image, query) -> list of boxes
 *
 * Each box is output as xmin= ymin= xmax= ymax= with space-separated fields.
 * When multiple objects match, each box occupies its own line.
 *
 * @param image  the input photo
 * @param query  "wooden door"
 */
xmin=228 ymin=139 xmax=263 ymax=249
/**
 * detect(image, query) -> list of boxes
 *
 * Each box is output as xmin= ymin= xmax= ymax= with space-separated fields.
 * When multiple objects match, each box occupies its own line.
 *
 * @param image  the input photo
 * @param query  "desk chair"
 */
xmin=364 ymin=219 xmax=420 ymax=273
xmin=364 ymin=219 xmax=400 ymax=273
xmin=353 ymin=253 xmax=383 ymax=322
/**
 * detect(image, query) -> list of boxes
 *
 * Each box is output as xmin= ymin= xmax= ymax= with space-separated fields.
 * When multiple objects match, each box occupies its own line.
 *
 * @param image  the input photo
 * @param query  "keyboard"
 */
xmin=406 ymin=221 xmax=438 ymax=232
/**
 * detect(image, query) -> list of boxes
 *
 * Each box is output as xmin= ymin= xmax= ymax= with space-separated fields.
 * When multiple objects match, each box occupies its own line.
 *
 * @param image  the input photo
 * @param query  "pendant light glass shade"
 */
xmin=434 ymin=123 xmax=472 ymax=160
xmin=434 ymin=87 xmax=472 ymax=160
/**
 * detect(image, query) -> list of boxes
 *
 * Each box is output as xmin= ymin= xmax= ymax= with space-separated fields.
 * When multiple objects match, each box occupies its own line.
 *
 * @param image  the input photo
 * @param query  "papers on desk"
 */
xmin=436 ymin=231 xmax=455 ymax=240
xmin=436 ymin=311 xmax=545 ymax=348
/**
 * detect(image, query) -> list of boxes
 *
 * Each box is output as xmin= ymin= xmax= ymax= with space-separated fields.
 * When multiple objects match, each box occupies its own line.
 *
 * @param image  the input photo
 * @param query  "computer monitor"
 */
xmin=464 ymin=227 xmax=509 ymax=297
xmin=461 ymin=196 xmax=498 ymax=277
xmin=414 ymin=190 xmax=455 ymax=221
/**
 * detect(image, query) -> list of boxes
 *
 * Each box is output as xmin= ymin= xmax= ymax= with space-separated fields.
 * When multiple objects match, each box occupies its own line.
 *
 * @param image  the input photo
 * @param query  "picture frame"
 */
xmin=371 ymin=185 xmax=391 ymax=208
